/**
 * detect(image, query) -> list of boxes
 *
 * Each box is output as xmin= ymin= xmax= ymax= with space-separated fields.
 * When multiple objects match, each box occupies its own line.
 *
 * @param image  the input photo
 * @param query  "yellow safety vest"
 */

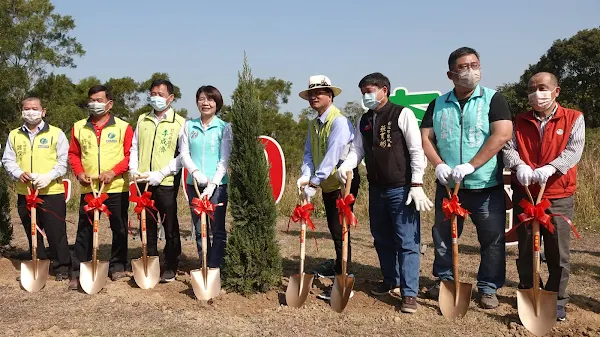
xmin=73 ymin=115 xmax=130 ymax=194
xmin=8 ymin=123 xmax=64 ymax=195
xmin=136 ymin=109 xmax=185 ymax=186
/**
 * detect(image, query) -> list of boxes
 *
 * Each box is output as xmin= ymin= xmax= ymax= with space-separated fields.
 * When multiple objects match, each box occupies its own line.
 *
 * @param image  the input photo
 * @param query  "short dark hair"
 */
xmin=88 ymin=85 xmax=114 ymax=101
xmin=358 ymin=72 xmax=391 ymax=97
xmin=21 ymin=96 xmax=43 ymax=108
xmin=448 ymin=47 xmax=480 ymax=70
xmin=150 ymin=79 xmax=174 ymax=95
xmin=195 ymin=85 xmax=224 ymax=112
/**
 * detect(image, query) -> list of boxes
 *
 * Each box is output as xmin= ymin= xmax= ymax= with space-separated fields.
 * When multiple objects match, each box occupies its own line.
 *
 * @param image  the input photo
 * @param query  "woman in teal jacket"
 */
xmin=179 ymin=85 xmax=232 ymax=267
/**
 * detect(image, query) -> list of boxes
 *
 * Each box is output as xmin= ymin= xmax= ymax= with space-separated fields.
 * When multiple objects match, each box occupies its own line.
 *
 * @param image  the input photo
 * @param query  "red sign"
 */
xmin=62 ymin=179 xmax=71 ymax=203
xmin=180 ymin=136 xmax=286 ymax=204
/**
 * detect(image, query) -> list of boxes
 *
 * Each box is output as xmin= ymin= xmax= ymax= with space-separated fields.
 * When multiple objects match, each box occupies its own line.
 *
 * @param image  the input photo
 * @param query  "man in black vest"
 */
xmin=338 ymin=72 xmax=432 ymax=313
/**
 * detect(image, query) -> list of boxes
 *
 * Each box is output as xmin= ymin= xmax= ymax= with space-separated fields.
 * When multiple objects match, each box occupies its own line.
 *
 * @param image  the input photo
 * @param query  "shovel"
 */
xmin=439 ymin=183 xmax=473 ymax=318
xmin=131 ymin=180 xmax=160 ymax=289
xmin=190 ymin=179 xmax=221 ymax=300
xmin=517 ymin=184 xmax=557 ymax=337
xmin=285 ymin=189 xmax=314 ymax=308
xmin=80 ymin=180 xmax=109 ymax=295
xmin=21 ymin=187 xmax=50 ymax=292
xmin=330 ymin=170 xmax=356 ymax=313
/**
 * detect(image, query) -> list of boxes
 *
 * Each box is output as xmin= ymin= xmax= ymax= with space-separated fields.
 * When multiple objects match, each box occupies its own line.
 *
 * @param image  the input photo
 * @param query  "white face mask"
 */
xmin=88 ymin=102 xmax=107 ymax=115
xmin=22 ymin=110 xmax=43 ymax=124
xmin=454 ymin=68 xmax=481 ymax=89
xmin=149 ymin=96 xmax=169 ymax=112
xmin=528 ymin=89 xmax=556 ymax=112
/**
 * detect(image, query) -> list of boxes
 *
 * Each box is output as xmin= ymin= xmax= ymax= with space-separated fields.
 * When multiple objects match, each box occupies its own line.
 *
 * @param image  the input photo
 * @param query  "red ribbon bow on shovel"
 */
xmin=25 ymin=193 xmax=44 ymax=211
xmin=505 ymin=198 xmax=580 ymax=239
xmin=442 ymin=195 xmax=471 ymax=220
xmin=190 ymin=195 xmax=221 ymax=220
xmin=83 ymin=192 xmax=111 ymax=216
xmin=336 ymin=194 xmax=358 ymax=240
xmin=129 ymin=191 xmax=158 ymax=215
xmin=290 ymin=203 xmax=316 ymax=231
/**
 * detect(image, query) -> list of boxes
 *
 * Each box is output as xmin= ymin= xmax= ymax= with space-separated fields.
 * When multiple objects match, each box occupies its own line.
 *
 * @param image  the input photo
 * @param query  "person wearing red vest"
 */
xmin=503 ymin=72 xmax=584 ymax=322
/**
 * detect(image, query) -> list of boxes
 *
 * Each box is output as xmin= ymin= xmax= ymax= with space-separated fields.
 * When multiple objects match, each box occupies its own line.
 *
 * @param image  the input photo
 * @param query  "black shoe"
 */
xmin=316 ymin=285 xmax=354 ymax=301
xmin=312 ymin=259 xmax=336 ymax=279
xmin=557 ymin=305 xmax=566 ymax=321
xmin=400 ymin=296 xmax=418 ymax=313
xmin=110 ymin=271 xmax=128 ymax=281
xmin=160 ymin=269 xmax=176 ymax=283
xmin=68 ymin=278 xmax=78 ymax=291
xmin=55 ymin=271 xmax=69 ymax=281
xmin=371 ymin=282 xmax=397 ymax=296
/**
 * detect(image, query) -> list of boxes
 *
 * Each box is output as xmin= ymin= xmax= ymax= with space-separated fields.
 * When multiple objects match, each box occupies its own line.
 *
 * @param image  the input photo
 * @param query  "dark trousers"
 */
xmin=17 ymin=194 xmax=71 ymax=273
xmin=71 ymin=192 xmax=129 ymax=278
xmin=514 ymin=191 xmax=574 ymax=306
xmin=322 ymin=167 xmax=360 ymax=274
xmin=186 ymin=184 xmax=228 ymax=268
xmin=369 ymin=185 xmax=420 ymax=296
xmin=432 ymin=184 xmax=506 ymax=294
xmin=135 ymin=183 xmax=181 ymax=271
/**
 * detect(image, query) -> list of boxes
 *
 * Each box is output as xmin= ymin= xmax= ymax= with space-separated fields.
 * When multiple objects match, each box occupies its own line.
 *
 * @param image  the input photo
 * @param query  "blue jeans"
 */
xmin=432 ymin=184 xmax=506 ymax=294
xmin=186 ymin=184 xmax=228 ymax=268
xmin=369 ymin=185 xmax=421 ymax=297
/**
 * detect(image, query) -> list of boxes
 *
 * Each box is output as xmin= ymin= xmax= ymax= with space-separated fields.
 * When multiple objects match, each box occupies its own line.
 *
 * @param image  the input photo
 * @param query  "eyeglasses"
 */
xmin=456 ymin=62 xmax=481 ymax=71
xmin=197 ymin=98 xmax=215 ymax=103
xmin=307 ymin=90 xmax=330 ymax=97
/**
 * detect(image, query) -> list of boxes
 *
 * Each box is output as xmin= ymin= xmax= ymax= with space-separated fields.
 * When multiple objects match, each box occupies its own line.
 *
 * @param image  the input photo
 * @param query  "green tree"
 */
xmin=0 ymin=170 xmax=12 ymax=247
xmin=31 ymin=73 xmax=86 ymax=133
xmin=498 ymin=27 xmax=600 ymax=126
xmin=342 ymin=101 xmax=364 ymax=127
xmin=222 ymin=54 xmax=281 ymax=294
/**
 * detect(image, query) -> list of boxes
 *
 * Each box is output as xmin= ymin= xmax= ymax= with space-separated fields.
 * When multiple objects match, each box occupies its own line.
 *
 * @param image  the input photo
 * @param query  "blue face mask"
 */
xmin=362 ymin=88 xmax=382 ymax=110
xmin=149 ymin=96 xmax=169 ymax=112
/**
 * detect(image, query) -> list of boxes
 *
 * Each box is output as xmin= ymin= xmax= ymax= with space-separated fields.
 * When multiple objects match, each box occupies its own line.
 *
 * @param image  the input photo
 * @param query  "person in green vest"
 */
xmin=420 ymin=47 xmax=513 ymax=309
xmin=297 ymin=75 xmax=360 ymax=301
xmin=2 ymin=96 xmax=71 ymax=281
xmin=68 ymin=85 xmax=134 ymax=290
xmin=180 ymin=85 xmax=232 ymax=269
xmin=129 ymin=79 xmax=185 ymax=283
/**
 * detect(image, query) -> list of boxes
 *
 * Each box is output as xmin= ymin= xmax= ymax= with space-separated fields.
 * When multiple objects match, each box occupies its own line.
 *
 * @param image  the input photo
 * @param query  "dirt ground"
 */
xmin=0 ymin=208 xmax=599 ymax=337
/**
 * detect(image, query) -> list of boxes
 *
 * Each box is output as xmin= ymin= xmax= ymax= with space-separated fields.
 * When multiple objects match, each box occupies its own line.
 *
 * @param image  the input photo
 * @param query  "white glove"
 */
xmin=532 ymin=165 xmax=557 ymax=184
xmin=297 ymin=175 xmax=310 ymax=190
xmin=303 ymin=185 xmax=317 ymax=201
xmin=516 ymin=164 xmax=534 ymax=186
xmin=192 ymin=170 xmax=208 ymax=186
xmin=452 ymin=163 xmax=475 ymax=183
xmin=33 ymin=173 xmax=53 ymax=189
xmin=435 ymin=163 xmax=452 ymax=185
xmin=405 ymin=186 xmax=433 ymax=211
xmin=200 ymin=183 xmax=217 ymax=199
xmin=335 ymin=166 xmax=353 ymax=184
xmin=147 ymin=171 xmax=165 ymax=186
xmin=130 ymin=170 xmax=148 ymax=182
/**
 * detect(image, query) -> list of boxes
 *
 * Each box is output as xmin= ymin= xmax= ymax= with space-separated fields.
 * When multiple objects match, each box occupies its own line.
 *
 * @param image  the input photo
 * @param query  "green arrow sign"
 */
xmin=388 ymin=87 xmax=441 ymax=126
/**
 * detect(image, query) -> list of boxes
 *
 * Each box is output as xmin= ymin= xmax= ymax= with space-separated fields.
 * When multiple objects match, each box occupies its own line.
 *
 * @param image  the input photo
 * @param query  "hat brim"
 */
xmin=299 ymin=86 xmax=342 ymax=100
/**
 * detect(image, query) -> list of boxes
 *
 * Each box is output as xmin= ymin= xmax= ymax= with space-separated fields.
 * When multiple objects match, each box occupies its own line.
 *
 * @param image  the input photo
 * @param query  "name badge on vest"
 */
xmin=105 ymin=132 xmax=118 ymax=143
xmin=379 ymin=122 xmax=392 ymax=148
xmin=37 ymin=137 xmax=50 ymax=149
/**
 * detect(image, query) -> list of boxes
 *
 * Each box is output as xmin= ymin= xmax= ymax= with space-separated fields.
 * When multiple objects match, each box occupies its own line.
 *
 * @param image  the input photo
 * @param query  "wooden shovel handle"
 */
xmin=445 ymin=183 xmax=461 ymax=285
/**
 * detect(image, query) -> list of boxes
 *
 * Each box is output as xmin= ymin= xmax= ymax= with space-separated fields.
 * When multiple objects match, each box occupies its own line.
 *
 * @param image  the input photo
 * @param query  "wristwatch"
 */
xmin=411 ymin=183 xmax=423 ymax=187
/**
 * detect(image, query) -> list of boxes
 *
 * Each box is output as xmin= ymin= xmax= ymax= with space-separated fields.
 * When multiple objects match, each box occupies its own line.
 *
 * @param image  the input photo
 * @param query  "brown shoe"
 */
xmin=68 ymin=278 xmax=78 ymax=291
xmin=110 ymin=271 xmax=128 ymax=281
xmin=400 ymin=296 xmax=418 ymax=313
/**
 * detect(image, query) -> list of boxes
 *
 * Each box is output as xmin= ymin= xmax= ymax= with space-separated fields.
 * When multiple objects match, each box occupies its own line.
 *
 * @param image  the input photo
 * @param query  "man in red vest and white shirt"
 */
xmin=503 ymin=71 xmax=584 ymax=322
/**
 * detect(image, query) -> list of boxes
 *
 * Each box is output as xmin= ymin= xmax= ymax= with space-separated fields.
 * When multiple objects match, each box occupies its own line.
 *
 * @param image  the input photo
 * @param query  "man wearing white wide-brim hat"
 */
xmin=297 ymin=75 xmax=360 ymax=301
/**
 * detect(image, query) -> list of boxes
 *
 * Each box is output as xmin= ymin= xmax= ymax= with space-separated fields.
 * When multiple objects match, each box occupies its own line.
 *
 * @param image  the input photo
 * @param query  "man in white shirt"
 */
xmin=338 ymin=72 xmax=432 ymax=313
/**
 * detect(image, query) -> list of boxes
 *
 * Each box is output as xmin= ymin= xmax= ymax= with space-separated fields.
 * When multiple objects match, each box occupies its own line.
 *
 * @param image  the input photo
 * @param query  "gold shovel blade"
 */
xmin=439 ymin=280 xmax=472 ymax=318
xmin=20 ymin=259 xmax=50 ymax=293
xmin=190 ymin=268 xmax=221 ymax=301
xmin=285 ymin=273 xmax=314 ymax=308
xmin=79 ymin=261 xmax=109 ymax=295
xmin=131 ymin=256 xmax=160 ymax=290
xmin=517 ymin=288 xmax=557 ymax=337
xmin=330 ymin=274 xmax=355 ymax=313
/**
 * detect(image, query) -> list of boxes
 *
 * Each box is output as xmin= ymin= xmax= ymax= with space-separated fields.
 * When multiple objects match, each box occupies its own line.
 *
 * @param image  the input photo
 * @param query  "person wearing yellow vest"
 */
xmin=180 ymin=85 xmax=232 ymax=269
xmin=67 ymin=85 xmax=134 ymax=290
xmin=2 ymin=97 xmax=71 ymax=281
xmin=129 ymin=79 xmax=185 ymax=283
xmin=297 ymin=75 xmax=360 ymax=301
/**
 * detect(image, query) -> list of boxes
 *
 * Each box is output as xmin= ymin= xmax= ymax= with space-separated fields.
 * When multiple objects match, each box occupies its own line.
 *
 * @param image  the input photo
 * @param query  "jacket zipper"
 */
xmin=149 ymin=121 xmax=159 ymax=171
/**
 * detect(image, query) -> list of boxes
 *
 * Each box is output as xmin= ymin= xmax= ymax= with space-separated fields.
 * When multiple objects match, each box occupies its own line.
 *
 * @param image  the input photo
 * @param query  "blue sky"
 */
xmin=52 ymin=0 xmax=599 ymax=119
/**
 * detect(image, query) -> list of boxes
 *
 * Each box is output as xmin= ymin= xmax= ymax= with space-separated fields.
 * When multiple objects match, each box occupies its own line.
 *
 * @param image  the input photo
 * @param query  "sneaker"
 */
xmin=55 ymin=271 xmax=69 ymax=281
xmin=557 ymin=305 xmax=566 ymax=321
xmin=312 ymin=259 xmax=336 ymax=279
xmin=160 ymin=269 xmax=176 ymax=283
xmin=400 ymin=296 xmax=418 ymax=313
xmin=371 ymin=282 xmax=396 ymax=296
xmin=316 ymin=285 xmax=355 ymax=301
xmin=426 ymin=283 xmax=440 ymax=299
xmin=478 ymin=293 xmax=499 ymax=309
xmin=68 ymin=278 xmax=78 ymax=291
xmin=110 ymin=271 xmax=128 ymax=281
